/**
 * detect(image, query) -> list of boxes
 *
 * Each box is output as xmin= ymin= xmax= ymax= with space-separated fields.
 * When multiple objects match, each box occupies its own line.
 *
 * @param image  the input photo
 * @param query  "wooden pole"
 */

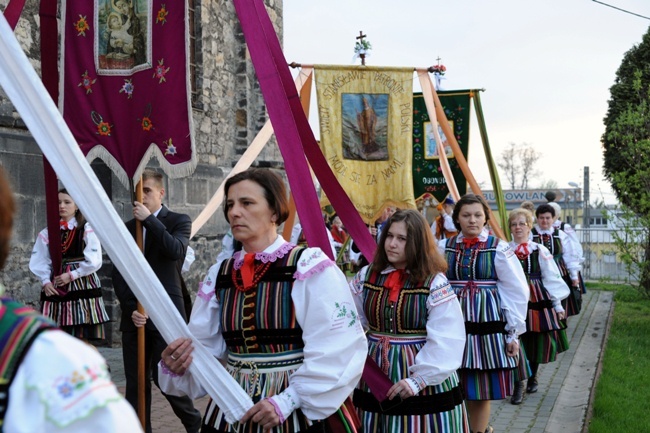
xmin=131 ymin=178 xmax=146 ymax=429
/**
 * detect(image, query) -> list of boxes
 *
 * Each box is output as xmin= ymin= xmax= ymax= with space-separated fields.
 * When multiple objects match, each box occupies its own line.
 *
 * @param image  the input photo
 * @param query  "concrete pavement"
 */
xmin=98 ymin=289 xmax=613 ymax=433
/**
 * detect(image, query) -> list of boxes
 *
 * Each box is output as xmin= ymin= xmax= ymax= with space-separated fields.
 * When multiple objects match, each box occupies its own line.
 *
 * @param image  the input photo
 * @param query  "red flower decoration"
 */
xmin=141 ymin=117 xmax=154 ymax=131
xmin=97 ymin=121 xmax=112 ymax=136
xmin=78 ymin=70 xmax=97 ymax=94
xmin=74 ymin=15 xmax=90 ymax=36
xmin=156 ymin=4 xmax=169 ymax=25
xmin=153 ymin=59 xmax=170 ymax=83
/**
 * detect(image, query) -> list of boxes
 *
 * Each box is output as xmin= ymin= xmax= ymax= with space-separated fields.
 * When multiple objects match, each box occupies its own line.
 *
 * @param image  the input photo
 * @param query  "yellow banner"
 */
xmin=315 ymin=66 xmax=416 ymax=224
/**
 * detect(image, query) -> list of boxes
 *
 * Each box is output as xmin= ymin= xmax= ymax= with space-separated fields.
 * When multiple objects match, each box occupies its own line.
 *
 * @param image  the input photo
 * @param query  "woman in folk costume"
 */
xmin=29 ymin=188 xmax=109 ymax=340
xmin=437 ymin=194 xmax=529 ymax=433
xmin=508 ymin=208 xmax=570 ymax=404
xmin=548 ymin=202 xmax=587 ymax=295
xmin=349 ymin=209 xmax=469 ymax=432
xmin=532 ymin=204 xmax=582 ymax=317
xmin=158 ymin=168 xmax=366 ymax=433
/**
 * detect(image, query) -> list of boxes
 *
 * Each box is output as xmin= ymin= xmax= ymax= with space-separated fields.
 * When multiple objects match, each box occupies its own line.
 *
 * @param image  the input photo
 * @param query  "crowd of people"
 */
xmin=4 ymin=163 xmax=588 ymax=433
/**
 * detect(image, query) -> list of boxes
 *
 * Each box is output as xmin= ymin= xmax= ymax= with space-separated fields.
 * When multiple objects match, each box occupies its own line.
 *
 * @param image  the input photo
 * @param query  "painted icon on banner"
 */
xmin=341 ymin=93 xmax=389 ymax=161
xmin=424 ymin=120 xmax=454 ymax=160
xmin=96 ymin=0 xmax=151 ymax=74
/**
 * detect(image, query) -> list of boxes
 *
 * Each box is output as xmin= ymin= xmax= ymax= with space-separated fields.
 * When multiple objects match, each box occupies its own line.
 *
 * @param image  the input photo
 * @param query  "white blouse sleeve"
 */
xmin=442 ymin=213 xmax=457 ymax=232
xmin=271 ymin=248 xmax=367 ymax=421
xmin=158 ymin=262 xmax=228 ymax=399
xmin=348 ymin=265 xmax=370 ymax=331
xmin=408 ymin=273 xmax=465 ymax=389
xmin=559 ymin=230 xmax=581 ymax=279
xmin=68 ymin=223 xmax=102 ymax=281
xmin=29 ymin=228 xmax=52 ymax=285
xmin=562 ymin=223 xmax=584 ymax=263
xmin=537 ymin=244 xmax=570 ymax=309
xmin=494 ymin=240 xmax=530 ymax=340
xmin=7 ymin=330 xmax=143 ymax=433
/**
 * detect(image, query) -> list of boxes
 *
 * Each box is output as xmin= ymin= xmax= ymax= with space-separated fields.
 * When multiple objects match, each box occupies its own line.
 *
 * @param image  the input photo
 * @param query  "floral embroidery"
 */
xmin=54 ymin=364 xmax=110 ymax=399
xmin=91 ymin=110 xmax=113 ymax=136
xmin=153 ymin=59 xmax=170 ymax=83
xmin=163 ymin=138 xmax=177 ymax=155
xmin=141 ymin=116 xmax=154 ymax=131
xmin=74 ymin=15 xmax=90 ymax=36
xmin=298 ymin=250 xmax=324 ymax=268
xmin=294 ymin=260 xmax=333 ymax=281
xmin=119 ymin=79 xmax=134 ymax=99
xmin=78 ymin=70 xmax=96 ymax=94
xmin=428 ymin=282 xmax=455 ymax=307
xmin=156 ymin=4 xmax=169 ymax=25
xmin=330 ymin=301 xmax=358 ymax=329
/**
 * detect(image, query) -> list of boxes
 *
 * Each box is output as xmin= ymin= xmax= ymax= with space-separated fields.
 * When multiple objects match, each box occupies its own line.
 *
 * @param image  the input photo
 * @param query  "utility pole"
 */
xmin=583 ymin=166 xmax=591 ymax=278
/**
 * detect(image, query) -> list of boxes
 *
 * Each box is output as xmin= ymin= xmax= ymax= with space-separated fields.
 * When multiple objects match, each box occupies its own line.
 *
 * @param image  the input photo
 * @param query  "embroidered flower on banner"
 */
xmin=120 ymin=79 xmax=135 ymax=99
xmin=141 ymin=116 xmax=154 ymax=131
xmin=153 ymin=59 xmax=170 ymax=84
xmin=78 ymin=70 xmax=97 ymax=94
xmin=156 ymin=4 xmax=169 ymax=25
xmin=164 ymin=138 xmax=177 ymax=155
xmin=74 ymin=15 xmax=90 ymax=36
xmin=91 ymin=111 xmax=113 ymax=137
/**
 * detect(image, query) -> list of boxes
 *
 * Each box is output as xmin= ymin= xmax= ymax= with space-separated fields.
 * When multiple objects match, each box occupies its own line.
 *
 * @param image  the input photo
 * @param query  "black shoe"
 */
xmin=511 ymin=381 xmax=525 ymax=405
xmin=526 ymin=377 xmax=538 ymax=393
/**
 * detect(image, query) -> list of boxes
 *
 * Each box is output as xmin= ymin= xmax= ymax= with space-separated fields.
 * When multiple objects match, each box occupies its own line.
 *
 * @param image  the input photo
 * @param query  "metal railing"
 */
xmin=575 ymin=227 xmax=643 ymax=282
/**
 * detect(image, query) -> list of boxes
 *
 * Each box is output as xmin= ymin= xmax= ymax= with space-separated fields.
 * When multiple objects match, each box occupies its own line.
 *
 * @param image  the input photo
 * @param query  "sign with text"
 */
xmin=315 ymin=66 xmax=416 ymax=224
xmin=412 ymin=90 xmax=471 ymax=203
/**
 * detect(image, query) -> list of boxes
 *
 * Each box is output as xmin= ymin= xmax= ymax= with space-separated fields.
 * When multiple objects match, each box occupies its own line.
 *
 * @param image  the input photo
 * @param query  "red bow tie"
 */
xmin=515 ymin=243 xmax=530 ymax=259
xmin=60 ymin=220 xmax=70 ymax=230
xmin=462 ymin=237 xmax=479 ymax=248
xmin=385 ymin=269 xmax=407 ymax=303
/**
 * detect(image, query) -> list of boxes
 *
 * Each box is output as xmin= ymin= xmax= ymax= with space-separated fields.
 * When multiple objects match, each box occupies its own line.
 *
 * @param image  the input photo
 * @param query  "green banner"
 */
xmin=412 ymin=90 xmax=471 ymax=203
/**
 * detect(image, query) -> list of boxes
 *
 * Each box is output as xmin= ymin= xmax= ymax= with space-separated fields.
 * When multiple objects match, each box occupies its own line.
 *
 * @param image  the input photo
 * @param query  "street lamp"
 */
xmin=568 ymin=182 xmax=579 ymax=226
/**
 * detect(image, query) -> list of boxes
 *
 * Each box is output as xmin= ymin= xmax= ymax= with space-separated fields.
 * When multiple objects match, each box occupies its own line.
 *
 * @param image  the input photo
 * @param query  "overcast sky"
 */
xmin=282 ymin=0 xmax=650 ymax=204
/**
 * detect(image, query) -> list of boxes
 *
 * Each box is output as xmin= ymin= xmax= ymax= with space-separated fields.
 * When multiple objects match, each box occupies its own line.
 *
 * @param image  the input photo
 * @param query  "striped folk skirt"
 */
xmin=521 ymin=277 xmax=569 ymax=364
xmin=201 ymin=351 xmax=360 ymax=433
xmin=450 ymin=282 xmax=520 ymax=401
xmin=354 ymin=333 xmax=470 ymax=433
xmin=40 ymin=262 xmax=108 ymax=340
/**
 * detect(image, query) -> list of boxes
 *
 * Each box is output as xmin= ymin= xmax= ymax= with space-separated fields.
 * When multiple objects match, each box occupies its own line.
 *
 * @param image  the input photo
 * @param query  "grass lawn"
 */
xmin=586 ymin=282 xmax=650 ymax=432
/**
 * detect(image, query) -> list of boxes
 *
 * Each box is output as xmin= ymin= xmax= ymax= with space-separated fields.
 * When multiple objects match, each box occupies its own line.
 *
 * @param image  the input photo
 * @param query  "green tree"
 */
xmin=602 ymin=28 xmax=650 ymax=295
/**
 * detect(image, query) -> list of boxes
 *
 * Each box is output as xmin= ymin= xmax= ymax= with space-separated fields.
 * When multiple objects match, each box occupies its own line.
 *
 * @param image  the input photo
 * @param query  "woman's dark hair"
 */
xmin=59 ymin=188 xmax=86 ymax=227
xmin=374 ymin=209 xmax=447 ymax=282
xmin=535 ymin=203 xmax=555 ymax=218
xmin=223 ymin=168 xmax=290 ymax=225
xmin=451 ymin=194 xmax=490 ymax=231
xmin=0 ymin=167 xmax=14 ymax=269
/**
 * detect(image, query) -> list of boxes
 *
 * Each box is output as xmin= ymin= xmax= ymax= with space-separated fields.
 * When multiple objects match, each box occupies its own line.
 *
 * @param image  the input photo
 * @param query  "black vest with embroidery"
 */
xmin=214 ymin=247 xmax=306 ymax=354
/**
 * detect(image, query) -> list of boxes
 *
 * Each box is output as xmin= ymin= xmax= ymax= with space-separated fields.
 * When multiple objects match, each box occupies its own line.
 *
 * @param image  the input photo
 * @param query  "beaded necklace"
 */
xmin=60 ymin=227 xmax=77 ymax=254
xmin=231 ymin=259 xmax=273 ymax=292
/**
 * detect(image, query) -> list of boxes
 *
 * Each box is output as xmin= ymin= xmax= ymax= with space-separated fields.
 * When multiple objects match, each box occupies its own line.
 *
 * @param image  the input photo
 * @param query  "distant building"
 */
xmin=482 ymin=188 xmax=583 ymax=226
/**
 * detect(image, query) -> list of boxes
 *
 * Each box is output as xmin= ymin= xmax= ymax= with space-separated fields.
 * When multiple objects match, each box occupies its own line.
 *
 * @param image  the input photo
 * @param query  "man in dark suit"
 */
xmin=113 ymin=169 xmax=201 ymax=433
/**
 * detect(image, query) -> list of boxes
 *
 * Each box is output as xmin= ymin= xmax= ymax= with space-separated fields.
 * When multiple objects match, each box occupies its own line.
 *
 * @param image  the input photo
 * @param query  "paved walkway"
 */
xmin=99 ymin=289 xmax=613 ymax=433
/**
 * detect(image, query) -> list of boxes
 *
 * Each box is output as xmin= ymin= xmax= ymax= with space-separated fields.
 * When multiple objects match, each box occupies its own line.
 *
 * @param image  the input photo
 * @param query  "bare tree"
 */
xmin=498 ymin=143 xmax=521 ymax=189
xmin=497 ymin=142 xmax=542 ymax=189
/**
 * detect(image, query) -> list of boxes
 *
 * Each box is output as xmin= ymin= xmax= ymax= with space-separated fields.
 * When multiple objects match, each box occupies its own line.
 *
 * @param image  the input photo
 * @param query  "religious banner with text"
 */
xmin=412 ymin=90 xmax=471 ymax=203
xmin=315 ymin=65 xmax=416 ymax=224
xmin=60 ymin=0 xmax=196 ymax=186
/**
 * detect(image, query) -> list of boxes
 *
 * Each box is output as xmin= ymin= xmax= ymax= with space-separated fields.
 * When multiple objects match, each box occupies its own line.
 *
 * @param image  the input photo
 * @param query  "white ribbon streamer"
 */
xmin=0 ymin=14 xmax=253 ymax=423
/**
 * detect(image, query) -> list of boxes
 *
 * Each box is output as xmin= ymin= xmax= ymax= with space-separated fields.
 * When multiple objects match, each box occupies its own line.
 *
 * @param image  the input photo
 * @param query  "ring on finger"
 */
xmin=170 ymin=354 xmax=177 ymax=360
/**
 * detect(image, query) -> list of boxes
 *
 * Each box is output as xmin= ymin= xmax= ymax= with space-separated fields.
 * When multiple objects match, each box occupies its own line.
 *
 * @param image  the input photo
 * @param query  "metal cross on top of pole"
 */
xmin=356 ymin=30 xmax=367 ymax=65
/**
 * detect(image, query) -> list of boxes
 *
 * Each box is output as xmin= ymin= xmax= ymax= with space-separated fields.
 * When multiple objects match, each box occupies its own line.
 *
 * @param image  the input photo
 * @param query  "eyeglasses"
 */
xmin=509 ymin=222 xmax=528 ymax=227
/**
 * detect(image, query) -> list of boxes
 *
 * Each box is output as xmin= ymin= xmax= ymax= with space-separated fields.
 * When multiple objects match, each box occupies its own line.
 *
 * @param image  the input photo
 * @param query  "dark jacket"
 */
xmin=112 ymin=205 xmax=191 ymax=332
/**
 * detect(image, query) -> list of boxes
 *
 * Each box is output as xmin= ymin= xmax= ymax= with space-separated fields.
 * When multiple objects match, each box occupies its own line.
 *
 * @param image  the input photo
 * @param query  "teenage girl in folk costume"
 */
xmin=29 ymin=189 xmax=109 ymax=340
xmin=350 ymin=209 xmax=470 ymax=432
xmin=508 ymin=208 xmax=569 ymax=404
xmin=158 ymin=168 xmax=366 ymax=433
xmin=438 ymin=194 xmax=529 ymax=433
xmin=531 ymin=204 xmax=582 ymax=317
